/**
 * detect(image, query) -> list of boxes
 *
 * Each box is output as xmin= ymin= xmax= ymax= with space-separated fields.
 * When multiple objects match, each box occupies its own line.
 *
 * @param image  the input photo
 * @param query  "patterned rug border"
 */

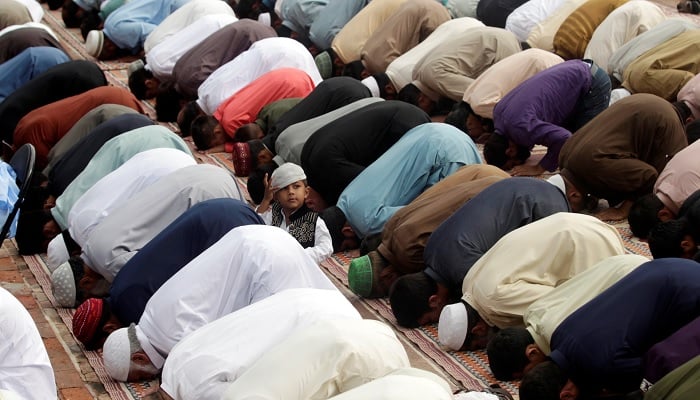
xmin=24 ymin=254 xmax=158 ymax=400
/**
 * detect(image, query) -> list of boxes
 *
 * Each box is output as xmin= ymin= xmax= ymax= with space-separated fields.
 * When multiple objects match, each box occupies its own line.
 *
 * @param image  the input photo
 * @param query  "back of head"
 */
xmin=79 ymin=11 xmax=101 ymax=40
xmin=686 ymin=118 xmax=700 ymax=144
xmin=389 ymin=272 xmax=436 ymax=328
xmin=628 ymin=193 xmax=665 ymax=239
xmin=444 ymin=102 xmax=471 ymax=134
xmin=483 ymin=134 xmax=530 ymax=168
xmin=178 ymin=101 xmax=200 ymax=137
xmin=247 ymin=139 xmax=266 ymax=169
xmin=127 ymin=66 xmax=153 ymax=100
xmin=320 ymin=206 xmax=347 ymax=252
xmin=343 ymin=60 xmax=366 ymax=80
xmin=487 ymin=327 xmax=535 ymax=381
xmin=247 ymin=162 xmax=279 ymax=204
xmin=397 ymin=83 xmax=421 ymax=107
xmin=235 ymin=123 xmax=263 ymax=142
xmin=190 ymin=115 xmax=219 ymax=150
xmin=648 ymin=218 xmax=689 ymax=259
xmin=61 ymin=0 xmax=83 ymax=28
xmin=673 ymin=100 xmax=694 ymax=124
xmin=519 ymin=361 xmax=567 ymax=400
xmin=155 ymin=82 xmax=182 ymax=122
xmin=15 ymin=209 xmax=52 ymax=255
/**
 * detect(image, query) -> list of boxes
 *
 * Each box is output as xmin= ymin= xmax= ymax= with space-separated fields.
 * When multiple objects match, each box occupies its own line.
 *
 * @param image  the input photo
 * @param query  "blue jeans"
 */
xmin=569 ymin=60 xmax=612 ymax=132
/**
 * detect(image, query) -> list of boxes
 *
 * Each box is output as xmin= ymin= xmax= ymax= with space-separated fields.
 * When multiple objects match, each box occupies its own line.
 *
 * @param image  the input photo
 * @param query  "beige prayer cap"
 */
xmin=270 ymin=162 xmax=306 ymax=191
xmin=85 ymin=30 xmax=104 ymax=58
xmin=103 ymin=324 xmax=135 ymax=381
xmin=51 ymin=261 xmax=76 ymax=308
xmin=438 ymin=303 xmax=469 ymax=351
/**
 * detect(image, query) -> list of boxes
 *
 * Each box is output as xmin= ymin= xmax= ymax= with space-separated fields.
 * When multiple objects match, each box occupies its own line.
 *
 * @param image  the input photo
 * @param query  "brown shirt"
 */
xmin=553 ymin=0 xmax=627 ymax=60
xmin=558 ymin=93 xmax=688 ymax=205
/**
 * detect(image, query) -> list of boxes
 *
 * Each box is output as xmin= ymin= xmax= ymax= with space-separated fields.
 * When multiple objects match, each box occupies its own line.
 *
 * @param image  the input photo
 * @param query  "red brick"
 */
xmin=0 ymin=270 xmax=22 ymax=282
xmin=59 ymin=387 xmax=94 ymax=399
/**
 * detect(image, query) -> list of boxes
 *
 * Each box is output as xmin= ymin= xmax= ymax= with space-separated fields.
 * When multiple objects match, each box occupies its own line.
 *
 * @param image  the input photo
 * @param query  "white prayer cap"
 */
xmin=438 ymin=303 xmax=468 ymax=351
xmin=51 ymin=262 xmax=76 ymax=307
xmin=361 ymin=76 xmax=380 ymax=98
xmin=454 ymin=392 xmax=498 ymax=400
xmin=258 ymin=12 xmax=271 ymax=26
xmin=0 ymin=389 xmax=22 ymax=400
xmin=270 ymin=163 xmax=306 ymax=191
xmin=103 ymin=326 xmax=132 ymax=381
xmin=609 ymin=88 xmax=631 ymax=106
xmin=85 ymin=30 xmax=104 ymax=58
xmin=47 ymin=235 xmax=69 ymax=272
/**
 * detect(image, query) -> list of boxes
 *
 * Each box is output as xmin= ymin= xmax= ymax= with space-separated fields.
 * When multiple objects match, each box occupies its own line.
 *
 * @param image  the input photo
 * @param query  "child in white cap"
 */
xmin=256 ymin=162 xmax=333 ymax=263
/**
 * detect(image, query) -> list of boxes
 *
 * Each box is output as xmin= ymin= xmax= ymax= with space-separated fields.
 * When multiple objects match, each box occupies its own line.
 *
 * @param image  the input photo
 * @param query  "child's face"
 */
xmin=274 ymin=181 xmax=309 ymax=211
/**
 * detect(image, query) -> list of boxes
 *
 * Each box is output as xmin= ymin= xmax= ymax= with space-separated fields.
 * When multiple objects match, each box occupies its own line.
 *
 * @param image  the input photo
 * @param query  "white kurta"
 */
xmin=68 ymin=148 xmax=195 ymax=248
xmin=526 ymin=0 xmax=587 ymax=51
xmin=196 ymin=37 xmax=323 ymax=115
xmin=161 ymin=289 xmax=361 ymax=400
xmin=462 ymin=48 xmax=564 ymax=119
xmin=0 ymin=287 xmax=56 ymax=400
xmin=385 ymin=17 xmax=484 ymax=92
xmin=138 ymin=226 xmax=337 ymax=372
xmin=9 ymin=0 xmax=43 ymax=22
xmin=146 ymin=13 xmax=237 ymax=81
xmin=142 ymin=0 xmax=235 ymax=53
xmin=259 ymin=210 xmax=333 ymax=264
xmin=80 ymin=164 xmax=242 ymax=281
xmin=506 ymin=0 xmax=567 ymax=42
xmin=327 ymin=368 xmax=453 ymax=400
xmin=583 ymin=0 xmax=666 ymax=73
xmin=462 ymin=212 xmax=626 ymax=329
xmin=525 ymin=254 xmax=649 ymax=355
xmin=222 ymin=319 xmax=410 ymax=400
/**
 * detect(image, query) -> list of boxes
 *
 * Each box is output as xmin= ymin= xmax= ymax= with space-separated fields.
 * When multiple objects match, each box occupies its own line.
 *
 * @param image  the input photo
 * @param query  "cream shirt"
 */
xmin=525 ymin=254 xmax=649 ymax=354
xmin=385 ymin=17 xmax=484 ymax=92
xmin=462 ymin=212 xmax=626 ymax=329
xmin=327 ymin=368 xmax=453 ymax=400
xmin=583 ymin=0 xmax=666 ymax=73
xmin=161 ymin=288 xmax=360 ymax=400
xmin=506 ymin=0 xmax=567 ymax=42
xmin=222 ymin=319 xmax=410 ymax=400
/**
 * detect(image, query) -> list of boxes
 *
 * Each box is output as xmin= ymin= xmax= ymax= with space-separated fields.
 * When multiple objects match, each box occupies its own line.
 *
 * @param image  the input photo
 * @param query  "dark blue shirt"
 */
xmin=108 ymin=198 xmax=263 ymax=324
xmin=423 ymin=177 xmax=570 ymax=293
xmin=550 ymin=259 xmax=700 ymax=393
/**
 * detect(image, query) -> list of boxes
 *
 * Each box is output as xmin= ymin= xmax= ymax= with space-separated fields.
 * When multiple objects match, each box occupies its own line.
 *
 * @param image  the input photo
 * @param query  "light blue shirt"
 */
xmin=0 ymin=162 xmax=19 ymax=238
xmin=337 ymin=122 xmax=482 ymax=237
xmin=0 ymin=48 xmax=69 ymax=104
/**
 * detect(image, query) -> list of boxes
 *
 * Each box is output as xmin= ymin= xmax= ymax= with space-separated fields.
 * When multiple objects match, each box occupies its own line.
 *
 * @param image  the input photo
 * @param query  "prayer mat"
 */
xmin=22 ymin=251 xmax=160 ymax=399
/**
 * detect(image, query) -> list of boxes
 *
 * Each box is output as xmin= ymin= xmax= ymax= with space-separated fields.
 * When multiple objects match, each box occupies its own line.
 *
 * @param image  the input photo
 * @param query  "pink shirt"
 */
xmin=678 ymin=73 xmax=700 ymax=120
xmin=214 ymin=68 xmax=315 ymax=140
xmin=654 ymin=139 xmax=700 ymax=215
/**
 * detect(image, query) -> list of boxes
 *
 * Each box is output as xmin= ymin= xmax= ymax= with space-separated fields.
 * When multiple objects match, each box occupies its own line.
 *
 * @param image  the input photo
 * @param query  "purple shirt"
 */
xmin=643 ymin=315 xmax=700 ymax=384
xmin=493 ymin=60 xmax=592 ymax=171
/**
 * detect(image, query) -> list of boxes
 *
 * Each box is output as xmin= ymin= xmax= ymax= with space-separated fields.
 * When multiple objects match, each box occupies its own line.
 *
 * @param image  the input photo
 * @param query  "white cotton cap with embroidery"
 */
xmin=103 ymin=327 xmax=131 ymax=381
xmin=438 ymin=303 xmax=469 ymax=351
xmin=85 ymin=30 xmax=104 ymax=58
xmin=361 ymin=76 xmax=380 ymax=98
xmin=270 ymin=163 xmax=306 ymax=191
xmin=47 ymin=235 xmax=69 ymax=272
xmin=51 ymin=262 xmax=75 ymax=307
xmin=454 ymin=392 xmax=498 ymax=400
xmin=258 ymin=12 xmax=271 ymax=26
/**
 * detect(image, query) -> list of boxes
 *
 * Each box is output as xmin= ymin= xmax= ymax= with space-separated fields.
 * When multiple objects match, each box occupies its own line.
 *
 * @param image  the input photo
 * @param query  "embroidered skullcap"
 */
xmin=47 ymin=235 xmax=69 ymax=272
xmin=361 ymin=76 xmax=380 ymax=98
xmin=315 ymin=51 xmax=332 ymax=79
xmin=85 ymin=30 xmax=104 ymax=58
xmin=270 ymin=162 xmax=305 ymax=191
xmin=438 ymin=303 xmax=469 ymax=351
xmin=51 ymin=262 xmax=76 ymax=307
xmin=103 ymin=325 xmax=134 ymax=381
xmin=72 ymin=298 xmax=104 ymax=346
xmin=231 ymin=142 xmax=252 ymax=177
xmin=348 ymin=250 xmax=387 ymax=298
